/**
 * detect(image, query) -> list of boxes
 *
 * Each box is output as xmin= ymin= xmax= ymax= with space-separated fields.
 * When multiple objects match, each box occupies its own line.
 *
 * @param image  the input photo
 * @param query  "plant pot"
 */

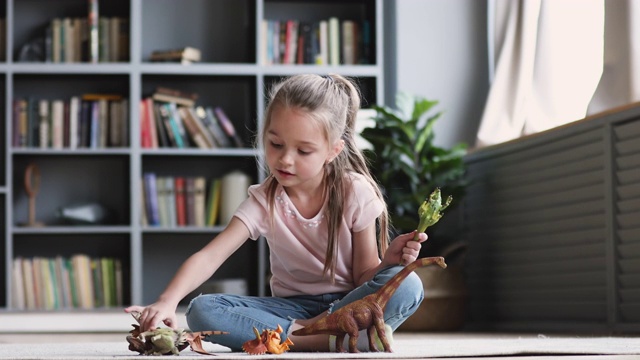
xmin=398 ymin=243 xmax=468 ymax=332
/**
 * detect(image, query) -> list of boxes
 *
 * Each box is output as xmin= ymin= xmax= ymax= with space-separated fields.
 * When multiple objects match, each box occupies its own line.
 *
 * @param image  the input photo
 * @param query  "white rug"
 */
xmin=1 ymin=334 xmax=640 ymax=359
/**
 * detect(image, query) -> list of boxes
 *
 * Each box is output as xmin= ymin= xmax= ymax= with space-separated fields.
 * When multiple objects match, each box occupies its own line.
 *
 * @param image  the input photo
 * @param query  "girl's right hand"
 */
xmin=124 ymin=302 xmax=178 ymax=332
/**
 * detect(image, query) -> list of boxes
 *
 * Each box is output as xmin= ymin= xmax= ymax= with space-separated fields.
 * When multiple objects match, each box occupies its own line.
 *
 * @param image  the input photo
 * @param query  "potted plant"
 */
xmin=360 ymin=92 xmax=469 ymax=331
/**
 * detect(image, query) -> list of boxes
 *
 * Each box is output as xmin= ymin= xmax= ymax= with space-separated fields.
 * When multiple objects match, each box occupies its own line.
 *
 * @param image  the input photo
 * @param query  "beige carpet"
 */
xmin=1 ymin=333 xmax=640 ymax=359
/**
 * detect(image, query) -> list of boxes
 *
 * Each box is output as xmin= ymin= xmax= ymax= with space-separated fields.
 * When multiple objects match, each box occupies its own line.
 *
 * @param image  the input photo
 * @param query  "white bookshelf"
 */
xmin=1 ymin=0 xmax=384 ymax=317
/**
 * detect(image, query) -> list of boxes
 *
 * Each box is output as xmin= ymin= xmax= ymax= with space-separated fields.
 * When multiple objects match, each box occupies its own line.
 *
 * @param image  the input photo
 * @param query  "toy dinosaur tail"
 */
xmin=376 ymin=257 xmax=447 ymax=308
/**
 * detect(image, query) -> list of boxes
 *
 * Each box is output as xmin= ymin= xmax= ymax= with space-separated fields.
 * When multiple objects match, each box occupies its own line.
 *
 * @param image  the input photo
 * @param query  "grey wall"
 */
xmin=385 ymin=0 xmax=490 ymax=149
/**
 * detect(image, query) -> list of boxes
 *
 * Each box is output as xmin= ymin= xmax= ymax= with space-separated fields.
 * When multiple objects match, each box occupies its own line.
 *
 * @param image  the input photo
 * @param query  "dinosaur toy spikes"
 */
xmin=292 ymin=257 xmax=447 ymax=353
xmin=414 ymin=188 xmax=452 ymax=240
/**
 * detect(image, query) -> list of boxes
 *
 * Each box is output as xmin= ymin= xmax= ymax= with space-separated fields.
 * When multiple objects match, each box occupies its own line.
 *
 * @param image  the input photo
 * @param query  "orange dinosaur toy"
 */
xmin=242 ymin=324 xmax=294 ymax=355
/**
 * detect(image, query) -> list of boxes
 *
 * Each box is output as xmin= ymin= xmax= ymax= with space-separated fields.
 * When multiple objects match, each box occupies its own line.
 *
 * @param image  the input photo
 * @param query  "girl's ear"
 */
xmin=328 ymin=139 xmax=345 ymax=163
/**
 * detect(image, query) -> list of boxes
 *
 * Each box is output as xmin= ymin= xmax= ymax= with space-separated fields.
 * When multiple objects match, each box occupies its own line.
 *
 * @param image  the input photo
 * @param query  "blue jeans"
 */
xmin=185 ymin=265 xmax=424 ymax=351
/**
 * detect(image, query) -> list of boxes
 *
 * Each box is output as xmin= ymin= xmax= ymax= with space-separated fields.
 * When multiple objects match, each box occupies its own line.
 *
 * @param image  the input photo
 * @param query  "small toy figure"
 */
xmin=242 ymin=324 xmax=294 ymax=355
xmin=126 ymin=311 xmax=227 ymax=356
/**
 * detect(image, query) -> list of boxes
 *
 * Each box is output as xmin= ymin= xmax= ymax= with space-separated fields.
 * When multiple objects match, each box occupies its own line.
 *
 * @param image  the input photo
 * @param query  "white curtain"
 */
xmin=588 ymin=0 xmax=640 ymax=114
xmin=476 ymin=0 xmax=605 ymax=147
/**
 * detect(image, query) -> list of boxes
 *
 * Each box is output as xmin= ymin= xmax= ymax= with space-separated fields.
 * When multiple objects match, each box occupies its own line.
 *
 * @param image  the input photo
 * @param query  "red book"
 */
xmin=139 ymin=99 xmax=150 ymax=148
xmin=174 ymin=177 xmax=187 ymax=226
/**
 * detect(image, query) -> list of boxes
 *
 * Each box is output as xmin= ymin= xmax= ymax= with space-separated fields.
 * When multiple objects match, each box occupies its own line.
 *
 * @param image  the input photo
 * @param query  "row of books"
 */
xmin=45 ymin=4 xmax=129 ymax=63
xmin=11 ymin=254 xmax=124 ymax=310
xmin=142 ymin=173 xmax=221 ymax=228
xmin=260 ymin=17 xmax=371 ymax=66
xmin=141 ymin=88 xmax=244 ymax=149
xmin=12 ymin=95 xmax=129 ymax=149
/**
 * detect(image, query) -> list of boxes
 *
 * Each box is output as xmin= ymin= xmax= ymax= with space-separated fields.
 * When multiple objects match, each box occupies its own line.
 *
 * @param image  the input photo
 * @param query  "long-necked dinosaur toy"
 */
xmin=292 ymin=256 xmax=447 ymax=352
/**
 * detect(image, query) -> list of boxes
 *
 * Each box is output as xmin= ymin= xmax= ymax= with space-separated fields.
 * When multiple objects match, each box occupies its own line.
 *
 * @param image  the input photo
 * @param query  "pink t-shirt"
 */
xmin=233 ymin=172 xmax=384 ymax=297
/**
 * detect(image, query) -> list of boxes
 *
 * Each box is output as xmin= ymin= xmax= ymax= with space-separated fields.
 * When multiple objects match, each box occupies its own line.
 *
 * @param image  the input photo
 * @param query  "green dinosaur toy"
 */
xmin=413 ymin=188 xmax=452 ymax=240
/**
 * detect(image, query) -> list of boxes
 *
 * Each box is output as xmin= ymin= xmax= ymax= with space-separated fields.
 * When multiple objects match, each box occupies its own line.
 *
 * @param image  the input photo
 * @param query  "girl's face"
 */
xmin=265 ymin=104 xmax=343 ymax=192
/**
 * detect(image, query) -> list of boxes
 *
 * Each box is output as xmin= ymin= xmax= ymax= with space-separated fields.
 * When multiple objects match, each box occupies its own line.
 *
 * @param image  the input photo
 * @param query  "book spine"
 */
xmin=88 ymin=0 xmax=99 ymax=63
xmin=175 ymin=177 xmax=187 ymax=226
xmin=143 ymin=173 xmax=160 ymax=226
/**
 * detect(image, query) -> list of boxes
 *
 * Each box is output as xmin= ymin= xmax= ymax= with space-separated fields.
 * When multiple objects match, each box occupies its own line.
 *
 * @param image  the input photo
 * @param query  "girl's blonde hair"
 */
xmin=257 ymin=74 xmax=390 ymax=280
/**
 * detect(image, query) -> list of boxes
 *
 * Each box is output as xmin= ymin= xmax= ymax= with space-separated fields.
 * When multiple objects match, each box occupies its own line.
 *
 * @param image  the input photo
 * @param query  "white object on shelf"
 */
xmin=219 ymin=171 xmax=251 ymax=224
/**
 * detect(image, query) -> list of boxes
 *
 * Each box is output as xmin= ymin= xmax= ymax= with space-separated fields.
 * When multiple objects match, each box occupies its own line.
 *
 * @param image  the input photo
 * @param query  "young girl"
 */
xmin=125 ymin=74 xmax=427 ymax=352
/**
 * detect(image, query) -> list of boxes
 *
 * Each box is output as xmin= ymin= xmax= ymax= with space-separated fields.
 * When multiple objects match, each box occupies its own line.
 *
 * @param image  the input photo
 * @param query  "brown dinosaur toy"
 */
xmin=292 ymin=256 xmax=447 ymax=353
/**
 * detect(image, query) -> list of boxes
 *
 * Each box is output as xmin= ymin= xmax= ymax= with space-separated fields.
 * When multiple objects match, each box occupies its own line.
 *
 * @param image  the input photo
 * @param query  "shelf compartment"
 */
xmin=141 ymin=0 xmax=256 ymax=64
xmin=142 ymin=233 xmax=259 ymax=304
xmin=12 ymin=154 xmax=131 ymax=226
xmin=263 ymin=0 xmax=378 ymax=65
xmin=141 ymin=74 xmax=258 ymax=148
xmin=12 ymin=233 xmax=131 ymax=309
xmin=13 ymin=0 xmax=130 ymax=63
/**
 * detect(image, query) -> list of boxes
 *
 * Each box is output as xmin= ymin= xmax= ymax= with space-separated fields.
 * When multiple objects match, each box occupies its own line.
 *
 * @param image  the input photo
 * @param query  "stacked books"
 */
xmin=140 ymin=87 xmax=243 ymax=149
xmin=149 ymin=46 xmax=201 ymax=64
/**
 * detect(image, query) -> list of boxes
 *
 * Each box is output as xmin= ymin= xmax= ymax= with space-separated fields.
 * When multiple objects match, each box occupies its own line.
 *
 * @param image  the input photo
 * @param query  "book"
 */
xmin=178 ymin=106 xmax=213 ymax=149
xmin=69 ymin=96 xmax=80 ymax=149
xmin=140 ymin=178 xmax=148 ymax=226
xmin=165 ymin=176 xmax=177 ymax=227
xmin=21 ymin=258 xmax=36 ymax=309
xmin=88 ymin=0 xmax=99 ymax=63
xmin=341 ymin=20 xmax=357 ymax=65
xmin=54 ymin=256 xmax=70 ymax=309
xmin=11 ymin=258 xmax=25 ymax=310
xmin=150 ymin=99 xmax=170 ymax=147
xmin=194 ymin=176 xmax=207 ymax=227
xmin=13 ymin=99 xmax=29 ymax=147
xmin=200 ymin=106 xmax=232 ymax=148
xmin=156 ymin=176 xmax=169 ymax=226
xmin=143 ymin=172 xmax=160 ymax=226
xmin=174 ymin=176 xmax=187 ymax=226
xmin=317 ymin=20 xmax=328 ymax=65
xmin=32 ymin=257 xmax=44 ymax=309
xmin=38 ymin=99 xmax=50 ymax=148
xmin=71 ymin=254 xmax=94 ymax=309
xmin=119 ymin=99 xmax=130 ymax=146
xmin=114 ymin=258 xmax=123 ymax=307
xmin=187 ymin=107 xmax=217 ymax=148
xmin=328 ymin=17 xmax=340 ymax=65
xmin=155 ymin=87 xmax=198 ymax=102
xmin=213 ymin=106 xmax=244 ymax=147
xmin=152 ymin=92 xmax=196 ymax=108
xmin=100 ymin=258 xmax=111 ymax=307
xmin=206 ymin=178 xmax=222 ymax=226
xmin=51 ymin=100 xmax=65 ymax=149
xmin=150 ymin=46 xmax=201 ymax=63
xmin=27 ymin=98 xmax=40 ymax=147
xmin=185 ymin=177 xmax=196 ymax=225
xmin=79 ymin=100 xmax=91 ymax=148
xmin=165 ymin=103 xmax=189 ymax=148
xmin=144 ymin=97 xmax=158 ymax=148
xmin=91 ymin=258 xmax=103 ymax=308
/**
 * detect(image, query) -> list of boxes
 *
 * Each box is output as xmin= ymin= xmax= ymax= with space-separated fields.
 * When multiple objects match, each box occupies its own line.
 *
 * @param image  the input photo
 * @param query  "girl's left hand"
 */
xmin=382 ymin=231 xmax=427 ymax=266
